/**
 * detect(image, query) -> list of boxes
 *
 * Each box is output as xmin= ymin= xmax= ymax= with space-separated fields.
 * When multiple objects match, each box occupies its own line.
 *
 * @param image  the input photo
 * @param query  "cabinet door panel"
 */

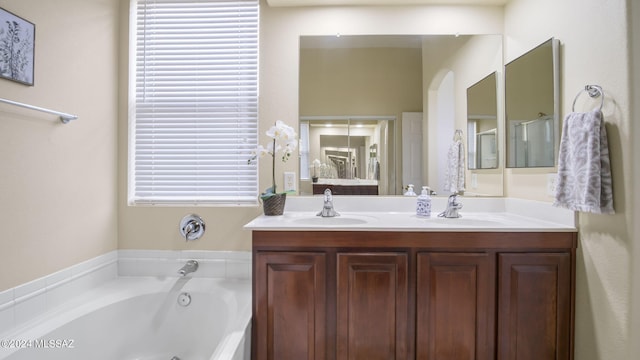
xmin=336 ymin=253 xmax=408 ymax=360
xmin=254 ymin=252 xmax=326 ymax=360
xmin=498 ymin=253 xmax=571 ymax=360
xmin=416 ymin=252 xmax=494 ymax=360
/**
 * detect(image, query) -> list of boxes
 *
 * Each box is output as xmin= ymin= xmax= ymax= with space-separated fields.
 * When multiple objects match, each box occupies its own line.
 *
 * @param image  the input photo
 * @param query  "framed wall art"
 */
xmin=0 ymin=7 xmax=35 ymax=86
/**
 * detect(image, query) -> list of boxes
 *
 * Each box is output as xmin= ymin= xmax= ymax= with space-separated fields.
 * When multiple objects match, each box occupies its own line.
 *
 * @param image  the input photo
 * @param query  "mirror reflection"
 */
xmin=467 ymin=72 xmax=498 ymax=170
xmin=298 ymin=34 xmax=504 ymax=196
xmin=505 ymin=38 xmax=560 ymax=168
xmin=300 ymin=117 xmax=394 ymax=195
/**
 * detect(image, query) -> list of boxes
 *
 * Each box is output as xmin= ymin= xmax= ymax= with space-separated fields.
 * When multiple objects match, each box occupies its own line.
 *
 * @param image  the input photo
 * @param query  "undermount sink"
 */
xmin=292 ymin=215 xmax=377 ymax=226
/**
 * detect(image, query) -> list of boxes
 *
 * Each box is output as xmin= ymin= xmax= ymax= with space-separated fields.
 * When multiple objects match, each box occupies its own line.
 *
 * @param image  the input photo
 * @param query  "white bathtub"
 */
xmin=0 ymin=276 xmax=251 ymax=360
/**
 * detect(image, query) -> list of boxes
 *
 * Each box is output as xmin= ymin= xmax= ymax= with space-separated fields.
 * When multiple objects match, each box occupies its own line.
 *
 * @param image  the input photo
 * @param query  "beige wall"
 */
xmin=505 ymin=0 xmax=634 ymax=359
xmin=117 ymin=1 xmax=504 ymax=252
xmin=300 ymin=47 xmax=423 ymax=117
xmin=629 ymin=0 xmax=640 ymax=357
xmin=116 ymin=1 xmax=260 ymax=252
xmin=117 ymin=0 xmax=636 ymax=357
xmin=0 ymin=0 xmax=119 ymax=291
xmin=2 ymin=0 xmax=636 ymax=358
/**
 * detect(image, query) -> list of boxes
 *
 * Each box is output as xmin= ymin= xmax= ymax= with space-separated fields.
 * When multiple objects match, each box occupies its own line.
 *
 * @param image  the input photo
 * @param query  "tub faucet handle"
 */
xmin=179 ymin=214 xmax=205 ymax=241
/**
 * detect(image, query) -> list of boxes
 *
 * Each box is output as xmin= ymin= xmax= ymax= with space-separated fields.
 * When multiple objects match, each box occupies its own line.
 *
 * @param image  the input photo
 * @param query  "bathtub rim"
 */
xmin=1 ymin=250 xmax=252 ymax=337
xmin=0 ymin=276 xmax=252 ymax=360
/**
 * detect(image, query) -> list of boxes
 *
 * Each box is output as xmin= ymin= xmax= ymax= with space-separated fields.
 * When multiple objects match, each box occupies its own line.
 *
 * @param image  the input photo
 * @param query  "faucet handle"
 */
xmin=451 ymin=193 xmax=463 ymax=206
xmin=179 ymin=214 xmax=206 ymax=241
xmin=317 ymin=188 xmax=339 ymax=217
xmin=438 ymin=193 xmax=463 ymax=218
xmin=323 ymin=188 xmax=333 ymax=202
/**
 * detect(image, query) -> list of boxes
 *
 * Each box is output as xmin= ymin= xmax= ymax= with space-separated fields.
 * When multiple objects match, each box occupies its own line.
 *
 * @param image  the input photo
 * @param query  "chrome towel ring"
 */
xmin=572 ymin=85 xmax=604 ymax=112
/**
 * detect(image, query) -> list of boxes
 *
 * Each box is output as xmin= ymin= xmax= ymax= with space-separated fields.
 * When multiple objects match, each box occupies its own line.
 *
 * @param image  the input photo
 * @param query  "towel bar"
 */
xmin=0 ymin=97 xmax=78 ymax=123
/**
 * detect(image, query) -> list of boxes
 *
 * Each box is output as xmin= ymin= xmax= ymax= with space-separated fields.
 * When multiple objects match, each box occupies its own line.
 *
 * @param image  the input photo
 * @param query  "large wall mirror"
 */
xmin=505 ymin=38 xmax=560 ymax=168
xmin=467 ymin=72 xmax=498 ymax=170
xmin=298 ymin=34 xmax=503 ymax=196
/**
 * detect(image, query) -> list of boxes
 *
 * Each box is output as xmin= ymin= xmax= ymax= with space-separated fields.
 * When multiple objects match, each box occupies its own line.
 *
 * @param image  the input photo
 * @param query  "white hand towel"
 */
xmin=553 ymin=110 xmax=614 ymax=214
xmin=444 ymin=139 xmax=465 ymax=193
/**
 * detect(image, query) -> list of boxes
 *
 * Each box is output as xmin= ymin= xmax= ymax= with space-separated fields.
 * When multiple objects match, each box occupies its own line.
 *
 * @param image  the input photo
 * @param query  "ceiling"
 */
xmin=267 ymin=0 xmax=510 ymax=6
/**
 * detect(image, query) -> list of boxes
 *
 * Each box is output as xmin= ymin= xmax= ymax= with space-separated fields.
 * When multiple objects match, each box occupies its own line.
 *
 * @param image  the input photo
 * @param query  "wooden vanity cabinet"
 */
xmin=416 ymin=252 xmax=494 ymax=360
xmin=337 ymin=252 xmax=409 ymax=360
xmin=497 ymin=253 xmax=572 ymax=360
xmin=252 ymin=231 xmax=577 ymax=360
xmin=253 ymin=252 xmax=327 ymax=360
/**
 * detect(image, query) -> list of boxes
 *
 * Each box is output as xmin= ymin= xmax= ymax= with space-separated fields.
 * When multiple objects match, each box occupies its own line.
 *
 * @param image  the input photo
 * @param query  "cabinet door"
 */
xmin=498 ymin=253 xmax=571 ymax=360
xmin=336 ymin=252 xmax=408 ymax=360
xmin=416 ymin=252 xmax=494 ymax=360
xmin=254 ymin=252 xmax=327 ymax=360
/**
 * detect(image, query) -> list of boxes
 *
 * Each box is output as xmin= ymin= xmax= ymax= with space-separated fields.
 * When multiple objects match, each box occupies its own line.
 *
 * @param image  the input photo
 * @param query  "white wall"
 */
xmin=0 ymin=0 xmax=119 ymax=291
xmin=505 ymin=0 xmax=633 ymax=359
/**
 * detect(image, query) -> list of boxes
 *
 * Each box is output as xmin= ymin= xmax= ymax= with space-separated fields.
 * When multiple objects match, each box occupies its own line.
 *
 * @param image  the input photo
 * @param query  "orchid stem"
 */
xmin=271 ymin=138 xmax=276 ymax=193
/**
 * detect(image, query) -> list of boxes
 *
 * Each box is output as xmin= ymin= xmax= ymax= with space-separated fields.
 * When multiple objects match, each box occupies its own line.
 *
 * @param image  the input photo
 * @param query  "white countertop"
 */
xmin=243 ymin=196 xmax=577 ymax=232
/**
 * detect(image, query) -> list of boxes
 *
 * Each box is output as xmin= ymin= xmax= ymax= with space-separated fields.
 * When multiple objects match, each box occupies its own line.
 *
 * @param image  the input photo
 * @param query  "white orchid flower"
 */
xmin=267 ymin=120 xmax=297 ymax=143
xmin=250 ymin=120 xmax=298 ymax=197
xmin=255 ymin=145 xmax=269 ymax=157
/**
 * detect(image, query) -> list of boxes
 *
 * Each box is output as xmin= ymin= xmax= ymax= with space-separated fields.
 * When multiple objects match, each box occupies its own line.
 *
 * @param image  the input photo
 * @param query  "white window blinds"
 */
xmin=130 ymin=0 xmax=259 ymax=205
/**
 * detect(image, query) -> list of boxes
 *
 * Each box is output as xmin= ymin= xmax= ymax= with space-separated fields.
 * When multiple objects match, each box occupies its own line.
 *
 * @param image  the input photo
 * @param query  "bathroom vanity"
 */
xmin=245 ymin=197 xmax=577 ymax=360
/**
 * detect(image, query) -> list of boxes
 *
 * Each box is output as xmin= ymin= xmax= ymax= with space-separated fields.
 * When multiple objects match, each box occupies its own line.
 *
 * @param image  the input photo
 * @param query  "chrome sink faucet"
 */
xmin=178 ymin=260 xmax=199 ymax=276
xmin=317 ymin=188 xmax=340 ymax=217
xmin=438 ymin=193 xmax=463 ymax=218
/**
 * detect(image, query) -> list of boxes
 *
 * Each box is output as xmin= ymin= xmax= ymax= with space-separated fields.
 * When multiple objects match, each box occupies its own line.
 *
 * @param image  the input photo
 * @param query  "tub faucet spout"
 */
xmin=178 ymin=260 xmax=199 ymax=276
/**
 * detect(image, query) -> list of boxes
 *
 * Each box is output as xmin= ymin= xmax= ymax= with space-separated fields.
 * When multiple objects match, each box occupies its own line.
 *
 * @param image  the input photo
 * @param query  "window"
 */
xmin=299 ymin=121 xmax=310 ymax=180
xmin=129 ymin=0 xmax=259 ymax=205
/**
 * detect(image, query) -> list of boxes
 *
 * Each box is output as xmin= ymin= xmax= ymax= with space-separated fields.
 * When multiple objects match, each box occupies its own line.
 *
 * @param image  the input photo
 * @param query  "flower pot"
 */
xmin=262 ymin=193 xmax=286 ymax=216
xmin=312 ymin=176 xmax=318 ymax=183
